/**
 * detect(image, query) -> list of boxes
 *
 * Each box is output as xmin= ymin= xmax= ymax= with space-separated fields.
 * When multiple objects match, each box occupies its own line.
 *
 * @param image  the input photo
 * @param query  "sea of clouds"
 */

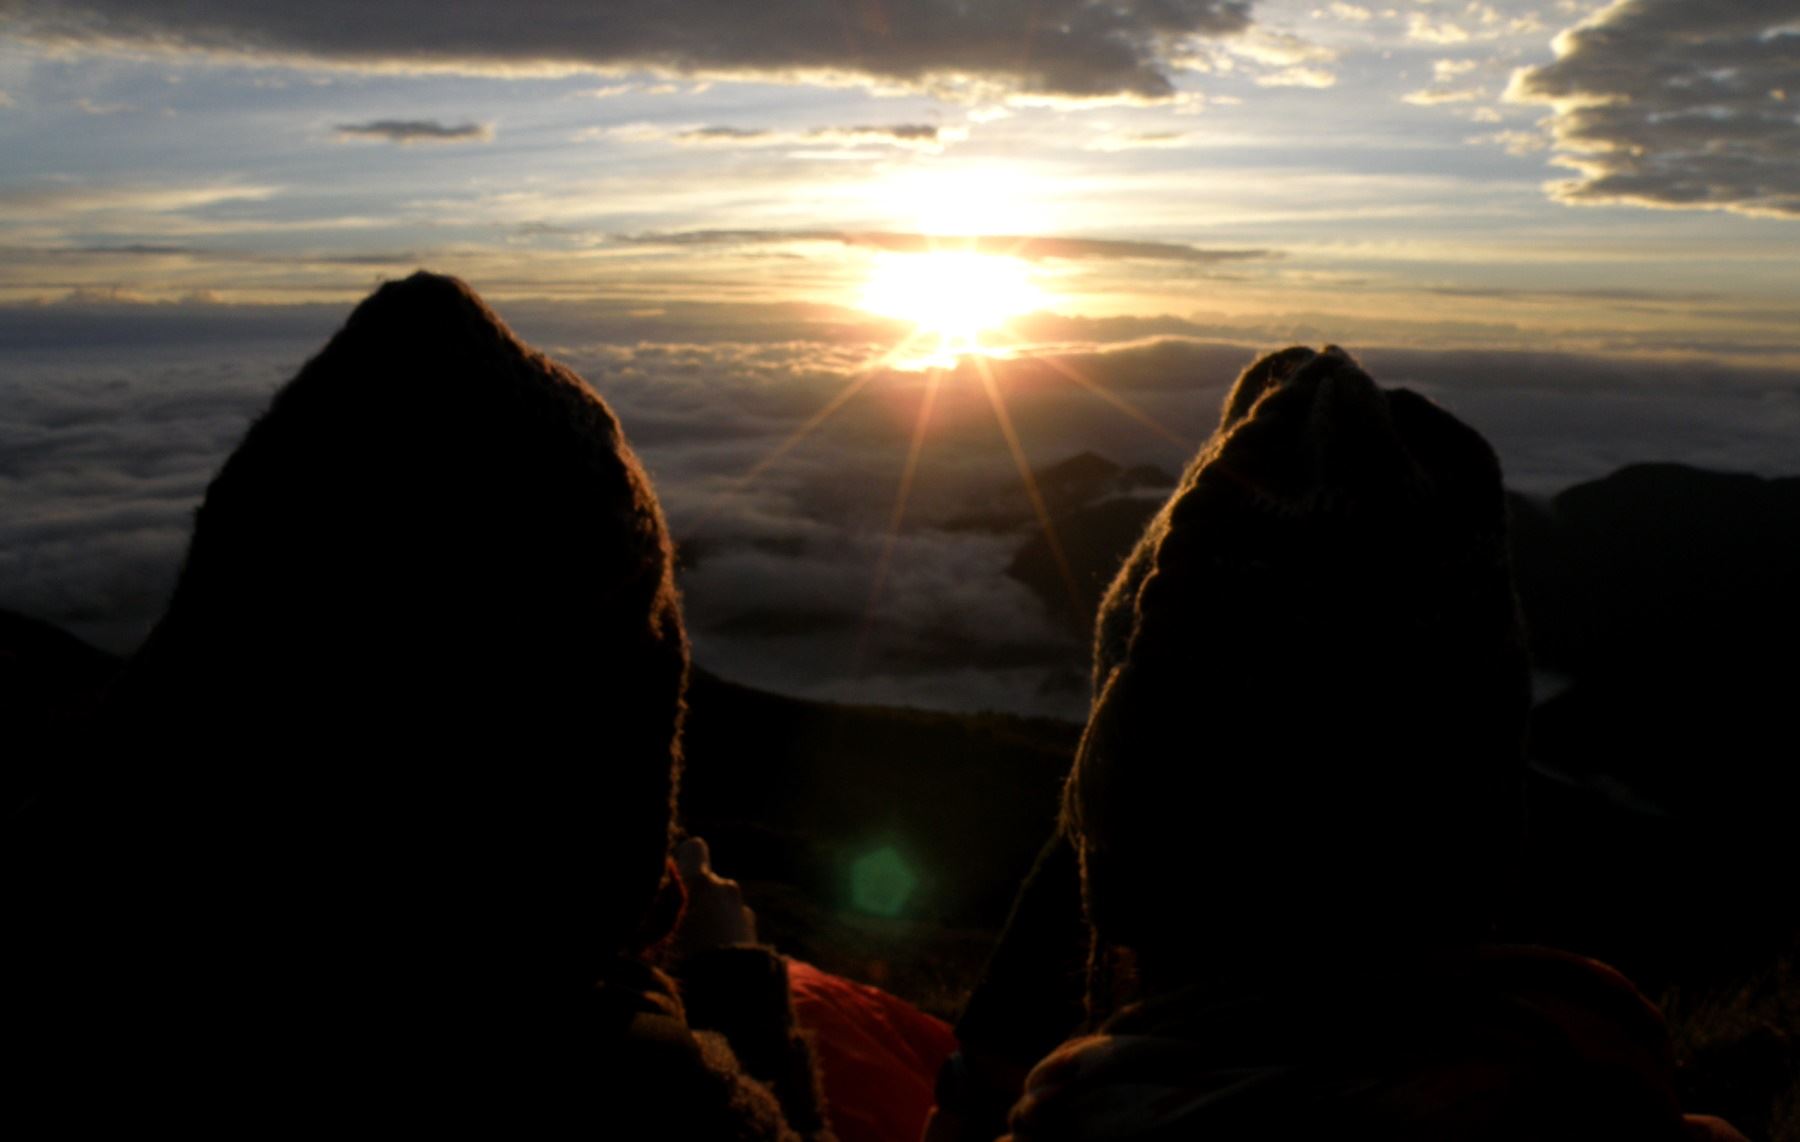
xmin=5 ymin=294 xmax=1798 ymax=718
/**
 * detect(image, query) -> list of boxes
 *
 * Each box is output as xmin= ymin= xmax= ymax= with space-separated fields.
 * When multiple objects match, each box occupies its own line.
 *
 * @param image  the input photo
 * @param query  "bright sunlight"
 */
xmin=859 ymin=251 xmax=1045 ymax=360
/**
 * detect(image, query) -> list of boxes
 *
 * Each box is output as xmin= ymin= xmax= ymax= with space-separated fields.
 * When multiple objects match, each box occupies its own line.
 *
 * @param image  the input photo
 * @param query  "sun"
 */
xmin=859 ymin=250 xmax=1044 ymax=353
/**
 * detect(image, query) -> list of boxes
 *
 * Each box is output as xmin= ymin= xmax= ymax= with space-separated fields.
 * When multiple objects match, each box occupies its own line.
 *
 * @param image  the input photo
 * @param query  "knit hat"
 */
xmin=1091 ymin=345 xmax=1321 ymax=689
xmin=1065 ymin=346 xmax=1529 ymax=976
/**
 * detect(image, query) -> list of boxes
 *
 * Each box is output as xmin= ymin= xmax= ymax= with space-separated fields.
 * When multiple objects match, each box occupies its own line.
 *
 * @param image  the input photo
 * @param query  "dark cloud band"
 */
xmin=5 ymin=0 xmax=1255 ymax=101
xmin=334 ymin=119 xmax=492 ymax=144
xmin=1512 ymin=1 xmax=1800 ymax=217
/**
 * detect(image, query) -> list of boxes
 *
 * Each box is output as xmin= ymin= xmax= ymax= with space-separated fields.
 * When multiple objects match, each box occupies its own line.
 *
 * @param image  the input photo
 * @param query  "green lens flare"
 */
xmin=849 ymin=846 xmax=918 ymax=918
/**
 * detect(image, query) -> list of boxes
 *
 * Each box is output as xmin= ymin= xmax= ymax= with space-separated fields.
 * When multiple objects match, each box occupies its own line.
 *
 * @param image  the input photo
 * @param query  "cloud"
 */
xmin=1360 ymin=344 xmax=1800 ymax=494
xmin=6 ymin=296 xmax=1798 ymax=717
xmin=615 ymin=229 xmax=1280 ymax=265
xmin=334 ymin=119 xmax=493 ymax=144
xmin=1466 ymin=127 xmax=1550 ymax=155
xmin=808 ymin=123 xmax=945 ymax=143
xmin=27 ymin=243 xmax=198 ymax=257
xmin=4 ymin=0 xmax=1256 ymax=103
xmin=1407 ymin=13 xmax=1471 ymax=44
xmin=0 ymin=244 xmax=435 ymax=287
xmin=1220 ymin=27 xmax=1339 ymax=87
xmin=656 ymin=122 xmax=962 ymax=152
xmin=1085 ymin=130 xmax=1197 ymax=151
xmin=0 ymin=182 xmax=280 ymax=222
xmin=1228 ymin=27 xmax=1338 ymax=67
xmin=1253 ymin=65 xmax=1336 ymax=88
xmin=1403 ymin=86 xmax=1483 ymax=105
xmin=73 ymin=96 xmax=136 ymax=115
xmin=0 ymin=346 xmax=312 ymax=653
xmin=676 ymin=126 xmax=771 ymax=142
xmin=0 ymin=90 xmax=14 ymax=108
xmin=586 ymin=121 xmax=963 ymax=151
xmin=1401 ymin=48 xmax=1543 ymax=115
xmin=1422 ymin=284 xmax=1725 ymax=304
xmin=1510 ymin=1 xmax=1800 ymax=217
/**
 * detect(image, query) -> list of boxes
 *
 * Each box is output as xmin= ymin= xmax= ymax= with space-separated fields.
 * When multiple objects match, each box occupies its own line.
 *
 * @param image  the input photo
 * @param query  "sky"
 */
xmin=3 ymin=0 xmax=1799 ymax=715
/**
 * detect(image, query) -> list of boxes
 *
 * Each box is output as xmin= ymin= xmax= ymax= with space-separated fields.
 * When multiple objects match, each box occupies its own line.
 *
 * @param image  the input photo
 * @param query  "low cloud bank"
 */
xmin=4 ymin=298 xmax=1797 ymax=714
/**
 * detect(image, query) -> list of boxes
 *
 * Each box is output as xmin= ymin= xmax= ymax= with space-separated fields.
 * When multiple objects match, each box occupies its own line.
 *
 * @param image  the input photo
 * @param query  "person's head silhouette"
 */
xmin=1066 ymin=345 xmax=1530 ymax=992
xmin=115 ymin=272 xmax=689 ymax=999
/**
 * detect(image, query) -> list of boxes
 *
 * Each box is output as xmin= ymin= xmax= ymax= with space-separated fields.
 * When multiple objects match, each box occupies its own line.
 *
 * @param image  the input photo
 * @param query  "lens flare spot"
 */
xmin=849 ymin=845 xmax=919 ymax=918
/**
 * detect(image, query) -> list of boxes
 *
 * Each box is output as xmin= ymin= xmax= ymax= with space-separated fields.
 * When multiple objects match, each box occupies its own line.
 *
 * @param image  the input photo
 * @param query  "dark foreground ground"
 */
xmin=677 ymin=666 xmax=1799 ymax=1140
xmin=7 ymin=612 xmax=1792 ymax=1136
xmin=686 ymin=462 xmax=1800 ymax=1138
xmin=6 ymin=462 xmax=1799 ymax=1137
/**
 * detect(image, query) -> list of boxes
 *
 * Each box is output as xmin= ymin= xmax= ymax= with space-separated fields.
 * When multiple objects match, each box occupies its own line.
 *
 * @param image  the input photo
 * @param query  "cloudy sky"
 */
xmin=3 ymin=0 xmax=1799 ymax=714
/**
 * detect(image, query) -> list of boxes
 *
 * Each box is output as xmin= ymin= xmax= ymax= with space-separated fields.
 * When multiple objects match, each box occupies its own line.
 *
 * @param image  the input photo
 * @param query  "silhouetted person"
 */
xmin=936 ymin=347 xmax=1742 ymax=1141
xmin=12 ymin=272 xmax=828 ymax=1136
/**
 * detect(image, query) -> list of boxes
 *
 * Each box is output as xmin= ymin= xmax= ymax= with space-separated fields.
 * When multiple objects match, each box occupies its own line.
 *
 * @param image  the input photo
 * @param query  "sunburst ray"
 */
xmin=856 ymin=371 xmax=944 ymax=662
xmin=1034 ymin=352 xmax=1190 ymax=449
xmin=693 ymin=327 xmax=934 ymax=527
xmin=973 ymin=354 xmax=1086 ymax=618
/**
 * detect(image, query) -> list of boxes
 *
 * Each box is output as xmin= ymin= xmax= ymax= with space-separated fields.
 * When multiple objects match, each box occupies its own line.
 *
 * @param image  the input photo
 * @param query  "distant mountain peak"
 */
xmin=1035 ymin=450 xmax=1120 ymax=485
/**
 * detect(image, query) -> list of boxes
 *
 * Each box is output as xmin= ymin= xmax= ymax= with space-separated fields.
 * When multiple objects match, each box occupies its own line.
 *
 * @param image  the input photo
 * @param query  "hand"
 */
xmin=672 ymin=836 xmax=758 ymax=954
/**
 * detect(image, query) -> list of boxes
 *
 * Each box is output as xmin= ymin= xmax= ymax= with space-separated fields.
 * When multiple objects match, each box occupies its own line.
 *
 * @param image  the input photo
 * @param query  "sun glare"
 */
xmin=859 ymin=251 xmax=1044 ymax=359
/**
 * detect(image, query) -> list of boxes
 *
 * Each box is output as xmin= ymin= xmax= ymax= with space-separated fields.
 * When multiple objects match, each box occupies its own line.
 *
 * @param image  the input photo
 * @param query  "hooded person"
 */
xmin=1067 ymin=343 xmax=1531 ymax=982
xmin=936 ymin=346 xmax=1742 ymax=1141
xmin=11 ymin=272 xmax=829 ymax=1137
xmin=929 ymin=346 xmax=1335 ymax=1140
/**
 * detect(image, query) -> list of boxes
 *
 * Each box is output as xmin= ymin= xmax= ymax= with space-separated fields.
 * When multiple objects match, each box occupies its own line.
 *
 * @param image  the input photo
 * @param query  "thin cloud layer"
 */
xmin=616 ymin=229 xmax=1279 ymax=264
xmin=0 ymin=183 xmax=279 ymax=219
xmin=334 ymin=119 xmax=493 ymax=145
xmin=1512 ymin=1 xmax=1800 ymax=217
xmin=612 ymin=122 xmax=963 ymax=152
xmin=6 ymin=0 xmax=1256 ymax=102
xmin=677 ymin=124 xmax=944 ymax=143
